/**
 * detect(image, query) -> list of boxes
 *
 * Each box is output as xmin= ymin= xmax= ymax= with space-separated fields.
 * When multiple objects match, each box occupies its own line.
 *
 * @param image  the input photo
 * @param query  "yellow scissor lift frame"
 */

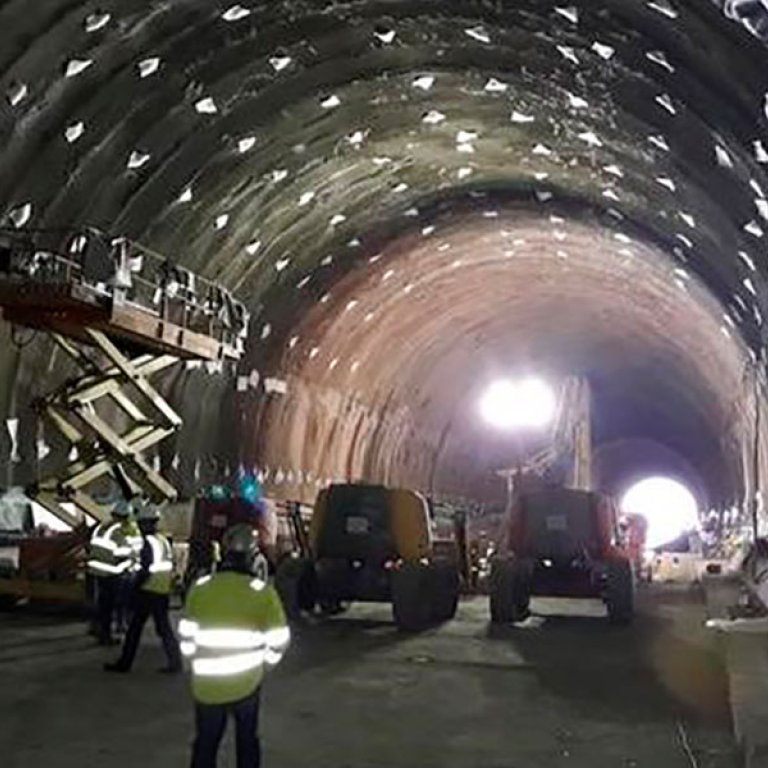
xmin=0 ymin=227 xmax=246 ymax=602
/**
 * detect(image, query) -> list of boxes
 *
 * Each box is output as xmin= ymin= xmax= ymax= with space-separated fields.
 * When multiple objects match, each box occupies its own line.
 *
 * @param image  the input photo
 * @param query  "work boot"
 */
xmin=103 ymin=662 xmax=130 ymax=673
xmin=158 ymin=665 xmax=182 ymax=675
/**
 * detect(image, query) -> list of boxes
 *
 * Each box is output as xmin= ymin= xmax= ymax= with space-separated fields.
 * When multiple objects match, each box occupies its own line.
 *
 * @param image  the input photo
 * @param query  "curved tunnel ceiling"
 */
xmin=1 ymin=0 xmax=768 ymax=507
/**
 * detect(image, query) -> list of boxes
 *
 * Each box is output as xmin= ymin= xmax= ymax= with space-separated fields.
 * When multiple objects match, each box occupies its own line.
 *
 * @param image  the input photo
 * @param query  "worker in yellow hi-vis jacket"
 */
xmin=179 ymin=524 xmax=289 ymax=768
xmin=105 ymin=503 xmax=182 ymax=674
xmin=87 ymin=499 xmax=139 ymax=645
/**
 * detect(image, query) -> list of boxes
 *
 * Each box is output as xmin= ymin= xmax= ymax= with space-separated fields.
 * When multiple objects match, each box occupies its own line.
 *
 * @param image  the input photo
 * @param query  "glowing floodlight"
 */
xmin=479 ymin=378 xmax=556 ymax=430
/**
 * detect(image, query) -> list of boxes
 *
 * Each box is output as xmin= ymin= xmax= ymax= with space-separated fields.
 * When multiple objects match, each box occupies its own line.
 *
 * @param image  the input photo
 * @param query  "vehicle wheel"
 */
xmin=275 ymin=557 xmax=316 ymax=620
xmin=0 ymin=593 xmax=19 ymax=611
xmin=319 ymin=599 xmax=349 ymax=616
xmin=314 ymin=558 xmax=352 ymax=609
xmin=392 ymin=563 xmax=432 ymax=632
xmin=490 ymin=559 xmax=532 ymax=624
xmin=431 ymin=564 xmax=460 ymax=622
xmin=606 ymin=558 xmax=634 ymax=625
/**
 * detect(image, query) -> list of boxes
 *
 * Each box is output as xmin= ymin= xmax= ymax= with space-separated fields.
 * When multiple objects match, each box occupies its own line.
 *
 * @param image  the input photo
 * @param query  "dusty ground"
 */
xmin=0 ymin=585 xmax=738 ymax=768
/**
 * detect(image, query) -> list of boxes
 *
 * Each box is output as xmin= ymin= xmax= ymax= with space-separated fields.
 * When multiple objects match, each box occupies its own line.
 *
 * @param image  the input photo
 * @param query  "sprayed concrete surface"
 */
xmin=0 ymin=585 xmax=738 ymax=768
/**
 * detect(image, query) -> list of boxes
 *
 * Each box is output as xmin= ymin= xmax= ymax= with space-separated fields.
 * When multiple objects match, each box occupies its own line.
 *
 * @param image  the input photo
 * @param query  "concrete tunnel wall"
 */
xmin=1 ymin=1 xmax=768 ymax=514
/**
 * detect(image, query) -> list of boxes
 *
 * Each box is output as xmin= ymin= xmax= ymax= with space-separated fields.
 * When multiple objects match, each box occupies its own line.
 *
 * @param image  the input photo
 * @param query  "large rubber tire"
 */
xmin=489 ymin=559 xmax=532 ymax=624
xmin=275 ymin=557 xmax=316 ymax=620
xmin=392 ymin=563 xmax=433 ymax=632
xmin=606 ymin=558 xmax=635 ymax=625
xmin=431 ymin=564 xmax=460 ymax=622
xmin=0 ymin=593 xmax=19 ymax=612
xmin=314 ymin=558 xmax=354 ymax=607
xmin=319 ymin=599 xmax=350 ymax=617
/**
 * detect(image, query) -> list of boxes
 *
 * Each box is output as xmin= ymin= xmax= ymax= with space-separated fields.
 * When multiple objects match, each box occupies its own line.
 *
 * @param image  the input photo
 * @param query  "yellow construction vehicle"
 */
xmin=276 ymin=483 xmax=464 ymax=631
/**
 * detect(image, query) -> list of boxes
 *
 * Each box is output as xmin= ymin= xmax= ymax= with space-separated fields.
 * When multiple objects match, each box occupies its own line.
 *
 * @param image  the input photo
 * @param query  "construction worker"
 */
xmin=105 ymin=503 xmax=182 ymax=673
xmin=180 ymin=524 xmax=289 ymax=768
xmin=87 ymin=499 xmax=139 ymax=645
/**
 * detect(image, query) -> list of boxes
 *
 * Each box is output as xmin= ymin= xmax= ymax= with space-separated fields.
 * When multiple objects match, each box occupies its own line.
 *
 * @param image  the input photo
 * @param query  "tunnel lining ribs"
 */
xmin=0 ymin=1 xmax=767 ymax=510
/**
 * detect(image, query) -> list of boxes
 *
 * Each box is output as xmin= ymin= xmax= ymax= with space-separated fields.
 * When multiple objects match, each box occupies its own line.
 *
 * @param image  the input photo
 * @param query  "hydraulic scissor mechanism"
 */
xmin=0 ymin=227 xmax=248 ymax=525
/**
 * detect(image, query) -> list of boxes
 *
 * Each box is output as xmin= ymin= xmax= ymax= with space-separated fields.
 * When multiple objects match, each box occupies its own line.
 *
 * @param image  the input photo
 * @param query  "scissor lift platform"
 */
xmin=0 ymin=227 xmax=248 ymax=526
xmin=0 ymin=228 xmax=244 ymax=362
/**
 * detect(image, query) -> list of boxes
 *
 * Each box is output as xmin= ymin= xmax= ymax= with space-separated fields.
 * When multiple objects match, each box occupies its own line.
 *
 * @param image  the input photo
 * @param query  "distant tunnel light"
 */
xmin=479 ymin=378 xmax=556 ymax=430
xmin=621 ymin=476 xmax=699 ymax=550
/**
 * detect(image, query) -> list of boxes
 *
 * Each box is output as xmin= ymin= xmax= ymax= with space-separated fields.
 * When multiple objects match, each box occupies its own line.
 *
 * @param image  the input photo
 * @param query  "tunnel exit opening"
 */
xmin=621 ymin=476 xmax=700 ymax=551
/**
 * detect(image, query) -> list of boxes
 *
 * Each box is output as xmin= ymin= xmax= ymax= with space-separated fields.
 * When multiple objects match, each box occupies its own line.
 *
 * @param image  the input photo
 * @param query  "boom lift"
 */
xmin=276 ymin=483 xmax=465 ymax=631
xmin=491 ymin=376 xmax=635 ymax=625
xmin=497 ymin=375 xmax=593 ymax=499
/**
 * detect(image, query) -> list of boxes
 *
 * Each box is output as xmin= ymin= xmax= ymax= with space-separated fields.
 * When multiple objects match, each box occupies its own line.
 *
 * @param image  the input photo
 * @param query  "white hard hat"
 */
xmin=112 ymin=499 xmax=132 ymax=518
xmin=136 ymin=502 xmax=161 ymax=522
xmin=222 ymin=524 xmax=258 ymax=557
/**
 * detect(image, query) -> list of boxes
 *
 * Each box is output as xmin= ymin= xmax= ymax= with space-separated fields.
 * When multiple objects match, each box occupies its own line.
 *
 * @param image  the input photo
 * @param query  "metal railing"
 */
xmin=0 ymin=226 xmax=249 ymax=351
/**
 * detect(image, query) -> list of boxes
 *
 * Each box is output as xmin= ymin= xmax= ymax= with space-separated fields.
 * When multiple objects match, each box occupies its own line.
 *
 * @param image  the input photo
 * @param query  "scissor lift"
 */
xmin=0 ymin=226 xmax=248 ymax=527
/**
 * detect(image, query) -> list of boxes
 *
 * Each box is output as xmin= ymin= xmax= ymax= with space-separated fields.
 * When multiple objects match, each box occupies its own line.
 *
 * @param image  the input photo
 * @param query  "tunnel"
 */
xmin=3 ymin=3 xmax=768 ymax=767
xmin=2 ymin=0 xmax=768 ymax=519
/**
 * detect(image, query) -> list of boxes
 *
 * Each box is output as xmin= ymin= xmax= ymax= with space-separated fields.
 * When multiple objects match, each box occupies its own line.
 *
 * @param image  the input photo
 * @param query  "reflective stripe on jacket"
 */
xmin=180 ymin=571 xmax=289 ymax=705
xmin=87 ymin=520 xmax=139 ymax=577
xmin=141 ymin=534 xmax=174 ymax=594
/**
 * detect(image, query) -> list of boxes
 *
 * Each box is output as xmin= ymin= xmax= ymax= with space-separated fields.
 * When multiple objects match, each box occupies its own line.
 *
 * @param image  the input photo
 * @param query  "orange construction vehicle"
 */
xmin=489 ymin=376 xmax=635 ymax=624
xmin=0 ymin=491 xmax=88 ymax=606
xmin=490 ymin=485 xmax=635 ymax=624
xmin=183 ymin=476 xmax=274 ymax=590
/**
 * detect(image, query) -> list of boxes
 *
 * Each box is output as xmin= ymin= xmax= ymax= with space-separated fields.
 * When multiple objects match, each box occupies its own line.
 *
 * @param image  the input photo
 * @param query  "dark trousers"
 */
xmin=191 ymin=690 xmax=261 ymax=768
xmin=116 ymin=590 xmax=181 ymax=670
xmin=114 ymin=575 xmax=132 ymax=633
xmin=96 ymin=576 xmax=118 ymax=642
xmin=86 ymin=573 xmax=98 ymax=634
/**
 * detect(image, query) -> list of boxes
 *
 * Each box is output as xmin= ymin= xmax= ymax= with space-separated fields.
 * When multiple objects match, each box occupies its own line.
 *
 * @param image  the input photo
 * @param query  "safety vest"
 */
xmin=180 ymin=571 xmax=289 ymax=705
xmin=141 ymin=534 xmax=174 ymax=595
xmin=87 ymin=520 xmax=139 ymax=577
